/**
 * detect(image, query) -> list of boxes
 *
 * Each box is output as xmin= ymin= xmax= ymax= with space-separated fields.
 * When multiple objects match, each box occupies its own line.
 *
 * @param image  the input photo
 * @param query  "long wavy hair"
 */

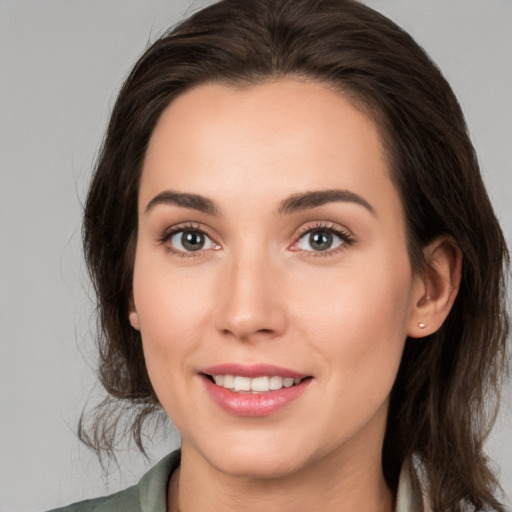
xmin=80 ymin=0 xmax=510 ymax=509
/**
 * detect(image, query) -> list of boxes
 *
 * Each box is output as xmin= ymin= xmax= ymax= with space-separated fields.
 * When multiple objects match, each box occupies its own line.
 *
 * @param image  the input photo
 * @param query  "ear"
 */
xmin=407 ymin=236 xmax=462 ymax=338
xmin=128 ymin=292 xmax=140 ymax=331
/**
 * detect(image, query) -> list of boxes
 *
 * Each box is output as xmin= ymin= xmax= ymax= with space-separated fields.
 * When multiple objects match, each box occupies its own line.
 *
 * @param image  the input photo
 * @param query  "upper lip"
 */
xmin=200 ymin=363 xmax=309 ymax=379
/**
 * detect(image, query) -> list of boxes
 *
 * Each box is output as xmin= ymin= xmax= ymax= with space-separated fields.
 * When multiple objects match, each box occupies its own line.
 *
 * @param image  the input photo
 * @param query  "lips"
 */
xmin=200 ymin=364 xmax=312 ymax=416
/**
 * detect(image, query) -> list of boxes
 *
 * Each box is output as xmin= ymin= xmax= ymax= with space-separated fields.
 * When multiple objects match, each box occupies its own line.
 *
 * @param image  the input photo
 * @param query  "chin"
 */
xmin=194 ymin=431 xmax=312 ymax=480
xmin=216 ymin=453 xmax=306 ymax=480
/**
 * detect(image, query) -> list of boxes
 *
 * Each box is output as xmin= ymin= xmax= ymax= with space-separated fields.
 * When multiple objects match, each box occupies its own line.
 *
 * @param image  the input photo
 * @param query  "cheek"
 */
xmin=132 ymin=258 xmax=218 ymax=431
xmin=293 ymin=253 xmax=412 ymax=387
xmin=299 ymin=263 xmax=412 ymax=443
xmin=131 ymin=250 xmax=215 ymax=382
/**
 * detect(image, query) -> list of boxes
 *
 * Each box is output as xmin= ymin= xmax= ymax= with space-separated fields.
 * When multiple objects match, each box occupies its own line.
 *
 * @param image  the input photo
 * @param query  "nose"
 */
xmin=214 ymin=252 xmax=287 ymax=342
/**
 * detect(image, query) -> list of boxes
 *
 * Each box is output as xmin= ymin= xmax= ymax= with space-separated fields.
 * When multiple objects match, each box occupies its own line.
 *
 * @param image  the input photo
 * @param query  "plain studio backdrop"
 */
xmin=0 ymin=1 xmax=510 ymax=511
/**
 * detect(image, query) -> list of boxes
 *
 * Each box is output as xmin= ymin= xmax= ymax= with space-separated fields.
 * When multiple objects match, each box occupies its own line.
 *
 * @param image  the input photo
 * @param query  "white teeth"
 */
xmin=251 ymin=376 xmax=269 ymax=392
xmin=269 ymin=376 xmax=283 ymax=390
xmin=211 ymin=374 xmax=304 ymax=392
xmin=233 ymin=376 xmax=251 ymax=391
xmin=222 ymin=375 xmax=234 ymax=389
xmin=283 ymin=377 xmax=294 ymax=388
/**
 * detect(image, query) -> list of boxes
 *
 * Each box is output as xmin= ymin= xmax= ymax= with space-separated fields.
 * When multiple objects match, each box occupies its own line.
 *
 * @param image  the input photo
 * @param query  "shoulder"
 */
xmin=45 ymin=451 xmax=181 ymax=512
xmin=46 ymin=486 xmax=139 ymax=512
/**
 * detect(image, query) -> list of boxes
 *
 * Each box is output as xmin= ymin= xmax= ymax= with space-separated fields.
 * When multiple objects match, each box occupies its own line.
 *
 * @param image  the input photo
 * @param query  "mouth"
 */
xmin=203 ymin=374 xmax=308 ymax=393
xmin=199 ymin=364 xmax=313 ymax=416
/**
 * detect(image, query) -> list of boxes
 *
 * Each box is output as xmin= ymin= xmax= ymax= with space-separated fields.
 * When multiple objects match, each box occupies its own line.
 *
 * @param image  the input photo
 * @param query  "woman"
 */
xmin=50 ymin=0 xmax=509 ymax=510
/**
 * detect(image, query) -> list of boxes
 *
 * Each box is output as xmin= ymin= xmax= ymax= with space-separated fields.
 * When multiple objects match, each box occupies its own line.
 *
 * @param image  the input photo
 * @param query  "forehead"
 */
xmin=140 ymin=78 xmax=401 ymax=222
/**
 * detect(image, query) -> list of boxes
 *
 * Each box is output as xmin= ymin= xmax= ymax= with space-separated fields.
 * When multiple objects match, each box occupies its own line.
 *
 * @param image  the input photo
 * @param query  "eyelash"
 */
xmin=157 ymin=221 xmax=355 ymax=258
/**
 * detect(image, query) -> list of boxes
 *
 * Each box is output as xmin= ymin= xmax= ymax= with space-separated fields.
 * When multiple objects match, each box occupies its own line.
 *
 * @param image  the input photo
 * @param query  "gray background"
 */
xmin=0 ymin=1 xmax=510 ymax=511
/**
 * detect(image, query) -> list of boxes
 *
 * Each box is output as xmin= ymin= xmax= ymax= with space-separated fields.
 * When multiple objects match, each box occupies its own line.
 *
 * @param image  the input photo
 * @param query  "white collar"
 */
xmin=395 ymin=456 xmax=431 ymax=512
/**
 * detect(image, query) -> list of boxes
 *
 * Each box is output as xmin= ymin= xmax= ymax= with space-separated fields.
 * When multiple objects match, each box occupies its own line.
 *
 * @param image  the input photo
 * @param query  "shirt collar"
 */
xmin=138 ymin=450 xmax=181 ymax=512
xmin=395 ymin=456 xmax=431 ymax=512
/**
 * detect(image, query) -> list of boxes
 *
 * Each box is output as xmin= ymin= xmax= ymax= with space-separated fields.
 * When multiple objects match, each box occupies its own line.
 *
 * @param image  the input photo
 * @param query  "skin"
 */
xmin=129 ymin=78 xmax=460 ymax=512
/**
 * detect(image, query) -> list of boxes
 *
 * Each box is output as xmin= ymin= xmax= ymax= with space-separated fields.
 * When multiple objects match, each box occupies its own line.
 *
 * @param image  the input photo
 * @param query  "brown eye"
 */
xmin=169 ymin=230 xmax=216 ymax=252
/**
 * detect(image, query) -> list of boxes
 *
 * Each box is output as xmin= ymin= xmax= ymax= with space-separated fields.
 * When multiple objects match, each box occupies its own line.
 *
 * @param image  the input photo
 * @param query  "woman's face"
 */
xmin=131 ymin=78 xmax=421 ymax=478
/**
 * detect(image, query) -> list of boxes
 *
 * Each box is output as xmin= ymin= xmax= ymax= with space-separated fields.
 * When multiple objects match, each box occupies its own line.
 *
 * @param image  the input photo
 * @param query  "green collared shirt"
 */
xmin=47 ymin=451 xmax=426 ymax=511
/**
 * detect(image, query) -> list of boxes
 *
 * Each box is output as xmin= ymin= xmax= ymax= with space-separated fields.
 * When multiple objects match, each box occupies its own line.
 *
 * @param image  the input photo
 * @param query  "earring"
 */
xmin=418 ymin=322 xmax=426 ymax=329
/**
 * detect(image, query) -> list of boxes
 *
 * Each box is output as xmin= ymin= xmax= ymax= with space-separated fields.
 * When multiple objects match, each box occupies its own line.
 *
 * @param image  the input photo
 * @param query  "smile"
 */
xmin=200 ymin=364 xmax=312 ymax=416
xmin=211 ymin=375 xmax=303 ymax=393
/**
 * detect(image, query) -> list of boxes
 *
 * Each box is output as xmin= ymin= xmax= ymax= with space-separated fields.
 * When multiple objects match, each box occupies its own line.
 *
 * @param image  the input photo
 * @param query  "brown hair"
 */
xmin=80 ymin=0 xmax=510 ymax=509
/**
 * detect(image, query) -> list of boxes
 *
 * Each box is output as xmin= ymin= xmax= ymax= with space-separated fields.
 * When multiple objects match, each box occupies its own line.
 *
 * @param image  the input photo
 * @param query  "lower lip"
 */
xmin=202 ymin=376 xmax=311 ymax=417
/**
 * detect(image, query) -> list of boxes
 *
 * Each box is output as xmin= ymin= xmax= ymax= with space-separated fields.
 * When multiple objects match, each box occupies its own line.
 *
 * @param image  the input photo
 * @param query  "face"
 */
xmin=130 ymin=78 xmax=420 ymax=479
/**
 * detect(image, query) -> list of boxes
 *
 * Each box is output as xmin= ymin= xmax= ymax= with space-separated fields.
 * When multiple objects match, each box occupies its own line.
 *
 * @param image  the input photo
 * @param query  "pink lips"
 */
xmin=201 ymin=363 xmax=308 ymax=379
xmin=200 ymin=363 xmax=311 ymax=417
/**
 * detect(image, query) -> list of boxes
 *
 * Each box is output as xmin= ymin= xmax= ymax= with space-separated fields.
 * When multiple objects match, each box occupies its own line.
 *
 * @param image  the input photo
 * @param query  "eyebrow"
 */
xmin=145 ymin=188 xmax=375 ymax=217
xmin=278 ymin=189 xmax=375 ymax=216
xmin=145 ymin=191 xmax=220 ymax=215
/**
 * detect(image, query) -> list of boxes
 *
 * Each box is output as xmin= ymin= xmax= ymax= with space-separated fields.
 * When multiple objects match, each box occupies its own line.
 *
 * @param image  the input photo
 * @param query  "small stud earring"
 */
xmin=418 ymin=322 xmax=426 ymax=329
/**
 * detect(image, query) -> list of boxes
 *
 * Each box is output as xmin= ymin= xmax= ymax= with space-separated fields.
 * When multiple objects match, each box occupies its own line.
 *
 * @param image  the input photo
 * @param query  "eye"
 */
xmin=293 ymin=224 xmax=353 ymax=254
xmin=171 ymin=230 xmax=215 ymax=252
xmin=297 ymin=229 xmax=342 ymax=252
xmin=160 ymin=224 xmax=220 ymax=255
